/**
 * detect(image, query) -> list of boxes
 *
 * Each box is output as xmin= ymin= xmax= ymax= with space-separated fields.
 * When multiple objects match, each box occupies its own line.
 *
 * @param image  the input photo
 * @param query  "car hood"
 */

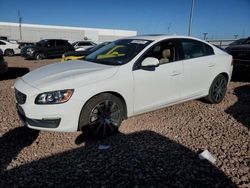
xmin=21 ymin=60 xmax=119 ymax=91
xmin=226 ymin=44 xmax=250 ymax=51
xmin=21 ymin=45 xmax=42 ymax=51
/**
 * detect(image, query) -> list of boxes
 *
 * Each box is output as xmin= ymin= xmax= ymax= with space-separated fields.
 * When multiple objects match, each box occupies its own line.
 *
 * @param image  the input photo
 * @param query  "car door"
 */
xmin=179 ymin=39 xmax=215 ymax=99
xmin=55 ymin=40 xmax=67 ymax=56
xmin=133 ymin=40 xmax=183 ymax=114
xmin=44 ymin=40 xmax=57 ymax=57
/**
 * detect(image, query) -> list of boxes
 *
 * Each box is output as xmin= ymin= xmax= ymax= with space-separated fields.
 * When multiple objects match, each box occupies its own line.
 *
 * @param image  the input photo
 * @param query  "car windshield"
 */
xmin=36 ymin=40 xmax=44 ymax=47
xmin=85 ymin=39 xmax=152 ymax=65
xmin=88 ymin=42 xmax=110 ymax=53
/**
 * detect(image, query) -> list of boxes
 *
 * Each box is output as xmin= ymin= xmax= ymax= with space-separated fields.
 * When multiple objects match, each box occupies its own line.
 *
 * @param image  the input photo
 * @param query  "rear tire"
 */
xmin=4 ymin=49 xmax=14 ymax=56
xmin=79 ymin=93 xmax=125 ymax=138
xmin=34 ymin=53 xmax=44 ymax=60
xmin=205 ymin=74 xmax=228 ymax=104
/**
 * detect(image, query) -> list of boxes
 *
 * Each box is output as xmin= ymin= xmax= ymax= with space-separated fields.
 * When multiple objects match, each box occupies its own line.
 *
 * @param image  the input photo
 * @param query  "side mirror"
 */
xmin=141 ymin=57 xmax=160 ymax=67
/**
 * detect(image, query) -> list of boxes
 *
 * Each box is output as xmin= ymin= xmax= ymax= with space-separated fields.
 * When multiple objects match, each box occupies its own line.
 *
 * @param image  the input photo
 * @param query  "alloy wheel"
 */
xmin=211 ymin=77 xmax=227 ymax=103
xmin=89 ymin=100 xmax=121 ymax=137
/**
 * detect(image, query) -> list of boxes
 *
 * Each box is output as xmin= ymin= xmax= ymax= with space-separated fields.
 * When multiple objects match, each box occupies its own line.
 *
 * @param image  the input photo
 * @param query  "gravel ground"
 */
xmin=0 ymin=56 xmax=249 ymax=187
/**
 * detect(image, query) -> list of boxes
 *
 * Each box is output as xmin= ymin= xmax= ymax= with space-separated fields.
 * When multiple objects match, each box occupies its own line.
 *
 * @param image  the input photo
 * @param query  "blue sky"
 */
xmin=0 ymin=0 xmax=249 ymax=39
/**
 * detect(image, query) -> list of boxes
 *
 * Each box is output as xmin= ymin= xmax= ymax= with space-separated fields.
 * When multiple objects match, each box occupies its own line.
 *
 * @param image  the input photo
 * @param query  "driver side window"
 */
xmin=142 ymin=40 xmax=177 ymax=65
xmin=46 ymin=40 xmax=56 ymax=48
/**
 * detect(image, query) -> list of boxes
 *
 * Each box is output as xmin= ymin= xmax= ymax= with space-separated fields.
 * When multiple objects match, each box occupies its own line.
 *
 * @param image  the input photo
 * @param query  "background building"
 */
xmin=0 ymin=22 xmax=137 ymax=43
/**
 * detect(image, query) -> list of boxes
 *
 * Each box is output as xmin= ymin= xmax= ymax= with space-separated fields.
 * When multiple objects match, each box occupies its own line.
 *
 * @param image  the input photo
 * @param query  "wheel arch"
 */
xmin=4 ymin=48 xmax=14 ymax=55
xmin=77 ymin=91 xmax=128 ymax=131
xmin=205 ymin=72 xmax=229 ymax=104
xmin=209 ymin=72 xmax=229 ymax=87
xmin=219 ymin=72 xmax=229 ymax=82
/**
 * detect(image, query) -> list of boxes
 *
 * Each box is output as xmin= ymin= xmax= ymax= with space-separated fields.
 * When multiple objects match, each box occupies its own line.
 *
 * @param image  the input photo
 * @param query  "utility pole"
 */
xmin=203 ymin=32 xmax=208 ymax=40
xmin=167 ymin=23 xmax=172 ymax=34
xmin=18 ymin=10 xmax=22 ymax=40
xmin=188 ymin=0 xmax=195 ymax=36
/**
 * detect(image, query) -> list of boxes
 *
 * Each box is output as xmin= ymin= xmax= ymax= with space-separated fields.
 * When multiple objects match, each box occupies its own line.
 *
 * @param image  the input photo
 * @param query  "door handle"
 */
xmin=208 ymin=62 xmax=215 ymax=67
xmin=171 ymin=70 xmax=181 ymax=76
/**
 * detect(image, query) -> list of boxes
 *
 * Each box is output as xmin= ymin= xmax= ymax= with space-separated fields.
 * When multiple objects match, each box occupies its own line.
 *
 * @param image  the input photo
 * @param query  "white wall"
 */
xmin=0 ymin=22 xmax=137 ymax=42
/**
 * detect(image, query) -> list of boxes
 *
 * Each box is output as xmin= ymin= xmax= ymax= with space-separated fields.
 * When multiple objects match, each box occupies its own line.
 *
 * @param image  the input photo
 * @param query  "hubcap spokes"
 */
xmin=212 ymin=78 xmax=226 ymax=102
xmin=89 ymin=100 xmax=120 ymax=136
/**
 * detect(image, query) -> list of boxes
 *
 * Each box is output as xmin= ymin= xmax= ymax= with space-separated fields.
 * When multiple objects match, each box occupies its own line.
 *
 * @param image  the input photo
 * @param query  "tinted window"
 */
xmin=78 ymin=42 xmax=92 ymax=46
xmin=0 ymin=41 xmax=6 ymax=45
xmin=56 ymin=40 xmax=66 ymax=46
xmin=181 ymin=39 xmax=214 ymax=59
xmin=85 ymin=39 xmax=151 ymax=65
xmin=46 ymin=40 xmax=56 ymax=47
xmin=205 ymin=43 xmax=214 ymax=55
xmin=140 ymin=40 xmax=179 ymax=65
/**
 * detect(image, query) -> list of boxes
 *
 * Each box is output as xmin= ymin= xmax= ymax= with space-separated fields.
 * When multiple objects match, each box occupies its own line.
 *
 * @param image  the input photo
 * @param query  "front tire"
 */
xmin=79 ymin=93 xmax=125 ymax=138
xmin=4 ymin=49 xmax=14 ymax=56
xmin=206 ymin=74 xmax=228 ymax=104
xmin=34 ymin=53 xmax=44 ymax=60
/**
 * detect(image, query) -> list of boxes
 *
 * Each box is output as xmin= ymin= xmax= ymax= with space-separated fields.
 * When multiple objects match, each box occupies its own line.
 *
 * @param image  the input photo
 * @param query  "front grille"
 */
xmin=15 ymin=89 xmax=27 ymax=104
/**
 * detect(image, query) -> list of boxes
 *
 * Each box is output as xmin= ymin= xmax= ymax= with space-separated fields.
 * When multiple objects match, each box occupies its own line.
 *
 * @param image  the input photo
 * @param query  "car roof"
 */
xmin=124 ymin=35 xmax=205 ymax=43
xmin=41 ymin=39 xmax=68 ymax=41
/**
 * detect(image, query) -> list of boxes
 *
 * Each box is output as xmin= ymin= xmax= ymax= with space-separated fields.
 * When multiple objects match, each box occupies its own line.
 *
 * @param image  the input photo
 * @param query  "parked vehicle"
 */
xmin=21 ymin=39 xmax=74 ymax=60
xmin=228 ymin=38 xmax=246 ymax=46
xmin=0 ymin=36 xmax=8 ymax=40
xmin=18 ymin=42 xmax=35 ymax=49
xmin=226 ymin=37 xmax=250 ymax=68
xmin=0 ymin=49 xmax=8 ymax=75
xmin=14 ymin=35 xmax=233 ymax=138
xmin=72 ymin=41 xmax=96 ymax=51
xmin=0 ymin=39 xmax=20 ymax=56
xmin=61 ymin=42 xmax=111 ymax=62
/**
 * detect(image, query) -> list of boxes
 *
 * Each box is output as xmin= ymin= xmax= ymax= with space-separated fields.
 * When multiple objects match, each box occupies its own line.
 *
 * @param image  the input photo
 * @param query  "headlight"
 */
xmin=35 ymin=89 xmax=74 ymax=104
xmin=27 ymin=48 xmax=34 ymax=54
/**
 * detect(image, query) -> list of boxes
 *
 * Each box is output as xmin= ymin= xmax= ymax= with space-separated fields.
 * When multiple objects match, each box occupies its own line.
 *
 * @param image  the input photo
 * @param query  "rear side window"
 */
xmin=0 ymin=41 xmax=6 ymax=45
xmin=78 ymin=42 xmax=92 ymax=46
xmin=56 ymin=40 xmax=66 ymax=46
xmin=46 ymin=40 xmax=56 ymax=47
xmin=181 ymin=39 xmax=214 ymax=60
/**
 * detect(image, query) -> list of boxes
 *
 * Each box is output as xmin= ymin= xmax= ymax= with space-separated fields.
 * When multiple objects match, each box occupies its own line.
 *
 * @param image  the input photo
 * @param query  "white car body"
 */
xmin=75 ymin=46 xmax=93 ymax=52
xmin=72 ymin=41 xmax=96 ymax=51
xmin=14 ymin=35 xmax=233 ymax=132
xmin=0 ymin=40 xmax=20 ymax=55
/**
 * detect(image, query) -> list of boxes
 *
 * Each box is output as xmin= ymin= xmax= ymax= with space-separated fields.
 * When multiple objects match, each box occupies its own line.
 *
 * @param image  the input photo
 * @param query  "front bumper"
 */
xmin=21 ymin=52 xmax=34 ymax=59
xmin=16 ymin=104 xmax=61 ymax=128
xmin=14 ymin=78 xmax=83 ymax=132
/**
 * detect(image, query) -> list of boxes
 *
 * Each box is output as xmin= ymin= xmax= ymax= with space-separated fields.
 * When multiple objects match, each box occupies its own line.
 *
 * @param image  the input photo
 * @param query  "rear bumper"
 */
xmin=14 ymin=48 xmax=21 ymax=55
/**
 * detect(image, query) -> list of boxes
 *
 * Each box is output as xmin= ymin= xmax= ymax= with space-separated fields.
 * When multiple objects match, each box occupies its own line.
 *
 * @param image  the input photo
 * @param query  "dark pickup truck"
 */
xmin=226 ymin=37 xmax=250 ymax=68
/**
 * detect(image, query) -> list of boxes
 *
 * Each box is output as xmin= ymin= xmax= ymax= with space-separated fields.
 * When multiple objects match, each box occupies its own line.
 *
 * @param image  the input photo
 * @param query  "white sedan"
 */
xmin=0 ymin=39 xmax=20 ymax=56
xmin=14 ymin=35 xmax=233 ymax=137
